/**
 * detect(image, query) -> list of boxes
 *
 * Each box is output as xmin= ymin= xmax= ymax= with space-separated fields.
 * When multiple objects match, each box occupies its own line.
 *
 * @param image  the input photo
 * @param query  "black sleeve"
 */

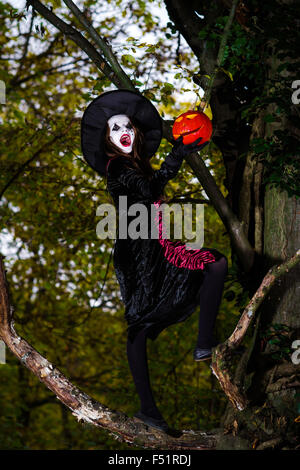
xmin=107 ymin=154 xmax=183 ymax=199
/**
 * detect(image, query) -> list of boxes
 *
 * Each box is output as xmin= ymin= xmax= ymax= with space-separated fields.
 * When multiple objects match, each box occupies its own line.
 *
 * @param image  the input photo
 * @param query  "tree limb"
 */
xmin=228 ymin=249 xmax=300 ymax=347
xmin=185 ymin=1 xmax=255 ymax=272
xmin=62 ymin=0 xmax=135 ymax=91
xmin=203 ymin=0 xmax=239 ymax=105
xmin=27 ymin=0 xmax=129 ymax=89
xmin=186 ymin=151 xmax=255 ymax=272
xmin=0 ymin=255 xmax=218 ymax=449
xmin=17 ymin=7 xmax=35 ymax=74
xmin=211 ymin=249 xmax=300 ymax=411
xmin=0 ymin=119 xmax=76 ymax=201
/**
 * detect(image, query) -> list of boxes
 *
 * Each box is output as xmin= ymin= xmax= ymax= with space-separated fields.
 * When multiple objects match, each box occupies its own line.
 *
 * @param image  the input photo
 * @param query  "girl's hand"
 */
xmin=170 ymin=136 xmax=209 ymax=160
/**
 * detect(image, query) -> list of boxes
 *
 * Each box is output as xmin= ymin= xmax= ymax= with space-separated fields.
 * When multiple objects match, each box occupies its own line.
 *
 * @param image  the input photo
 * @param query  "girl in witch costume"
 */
xmin=81 ymin=90 xmax=228 ymax=432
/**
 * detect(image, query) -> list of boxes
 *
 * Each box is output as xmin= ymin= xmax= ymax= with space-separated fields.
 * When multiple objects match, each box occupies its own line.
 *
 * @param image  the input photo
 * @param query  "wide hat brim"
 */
xmin=81 ymin=89 xmax=163 ymax=176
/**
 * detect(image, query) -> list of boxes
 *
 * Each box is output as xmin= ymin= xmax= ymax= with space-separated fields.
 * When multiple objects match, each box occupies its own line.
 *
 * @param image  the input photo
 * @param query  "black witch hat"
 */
xmin=81 ymin=89 xmax=163 ymax=176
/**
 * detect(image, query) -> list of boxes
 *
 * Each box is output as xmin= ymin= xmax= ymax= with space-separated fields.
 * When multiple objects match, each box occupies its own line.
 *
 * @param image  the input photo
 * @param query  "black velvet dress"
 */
xmin=106 ymin=153 xmax=223 ymax=343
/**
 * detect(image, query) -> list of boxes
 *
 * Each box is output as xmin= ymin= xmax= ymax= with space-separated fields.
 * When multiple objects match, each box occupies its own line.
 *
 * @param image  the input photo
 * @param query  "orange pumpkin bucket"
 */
xmin=172 ymin=110 xmax=213 ymax=145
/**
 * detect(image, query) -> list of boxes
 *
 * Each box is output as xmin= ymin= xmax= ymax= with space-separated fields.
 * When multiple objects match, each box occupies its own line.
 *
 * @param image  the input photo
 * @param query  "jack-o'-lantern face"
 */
xmin=172 ymin=110 xmax=212 ymax=145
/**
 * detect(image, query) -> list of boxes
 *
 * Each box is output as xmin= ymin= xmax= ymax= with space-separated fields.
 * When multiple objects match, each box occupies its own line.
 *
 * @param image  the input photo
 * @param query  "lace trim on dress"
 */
xmin=153 ymin=200 xmax=216 ymax=270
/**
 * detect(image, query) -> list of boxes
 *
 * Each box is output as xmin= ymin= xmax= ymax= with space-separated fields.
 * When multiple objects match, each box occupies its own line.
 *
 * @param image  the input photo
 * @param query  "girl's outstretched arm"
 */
xmin=107 ymin=137 xmax=208 ymax=199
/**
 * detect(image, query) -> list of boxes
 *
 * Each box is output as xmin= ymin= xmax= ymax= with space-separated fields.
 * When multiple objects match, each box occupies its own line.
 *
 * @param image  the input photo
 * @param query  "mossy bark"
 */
xmin=221 ymin=186 xmax=300 ymax=450
xmin=263 ymin=187 xmax=300 ymax=328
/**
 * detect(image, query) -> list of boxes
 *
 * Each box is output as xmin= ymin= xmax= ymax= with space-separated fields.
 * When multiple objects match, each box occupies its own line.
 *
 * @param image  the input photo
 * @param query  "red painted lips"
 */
xmin=120 ymin=134 xmax=131 ymax=146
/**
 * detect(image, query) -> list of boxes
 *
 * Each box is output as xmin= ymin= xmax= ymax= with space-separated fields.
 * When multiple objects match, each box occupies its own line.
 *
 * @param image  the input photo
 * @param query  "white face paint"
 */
xmin=107 ymin=114 xmax=135 ymax=154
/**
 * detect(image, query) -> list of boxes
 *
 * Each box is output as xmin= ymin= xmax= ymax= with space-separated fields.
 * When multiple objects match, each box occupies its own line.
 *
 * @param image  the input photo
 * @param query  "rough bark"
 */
xmin=238 ymin=111 xmax=266 ymax=252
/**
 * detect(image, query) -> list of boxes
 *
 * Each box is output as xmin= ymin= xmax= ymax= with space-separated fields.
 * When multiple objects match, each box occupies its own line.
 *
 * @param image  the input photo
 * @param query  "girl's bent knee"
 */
xmin=220 ymin=255 xmax=228 ymax=275
xmin=211 ymin=255 xmax=228 ymax=275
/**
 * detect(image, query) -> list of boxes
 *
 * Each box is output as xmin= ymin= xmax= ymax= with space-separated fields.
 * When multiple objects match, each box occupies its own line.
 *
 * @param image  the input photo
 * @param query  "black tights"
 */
xmin=127 ymin=328 xmax=164 ymax=420
xmin=126 ymin=255 xmax=228 ymax=420
xmin=196 ymin=255 xmax=228 ymax=348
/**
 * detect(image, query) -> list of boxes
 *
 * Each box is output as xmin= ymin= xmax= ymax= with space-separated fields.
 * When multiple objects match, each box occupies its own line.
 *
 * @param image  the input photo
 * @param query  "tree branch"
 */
xmin=62 ymin=0 xmax=135 ymax=91
xmin=210 ymin=249 xmax=300 ymax=411
xmin=0 ymin=119 xmax=76 ymax=201
xmin=11 ymin=58 xmax=89 ymax=88
xmin=27 ymin=0 xmax=129 ymax=89
xmin=203 ymin=0 xmax=239 ymax=105
xmin=17 ymin=7 xmax=35 ymax=74
xmin=228 ymin=249 xmax=300 ymax=347
xmin=0 ymin=255 xmax=218 ymax=449
xmin=186 ymin=151 xmax=255 ymax=272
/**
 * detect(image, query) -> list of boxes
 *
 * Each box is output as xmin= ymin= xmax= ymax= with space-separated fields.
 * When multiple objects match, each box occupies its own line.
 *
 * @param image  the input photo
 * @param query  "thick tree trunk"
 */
xmin=260 ymin=187 xmax=300 ymax=436
xmin=219 ymin=3 xmax=300 ymax=447
xmin=220 ymin=186 xmax=300 ymax=450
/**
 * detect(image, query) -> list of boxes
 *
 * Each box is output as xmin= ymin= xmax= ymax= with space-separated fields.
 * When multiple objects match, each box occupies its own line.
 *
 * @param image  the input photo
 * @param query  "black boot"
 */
xmin=193 ymin=337 xmax=219 ymax=362
xmin=134 ymin=410 xmax=170 ymax=432
xmin=193 ymin=347 xmax=212 ymax=362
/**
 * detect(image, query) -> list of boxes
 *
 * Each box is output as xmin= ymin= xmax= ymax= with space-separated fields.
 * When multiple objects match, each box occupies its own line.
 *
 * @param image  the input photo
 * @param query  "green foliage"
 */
xmin=251 ymin=132 xmax=300 ymax=197
xmin=196 ymin=2 xmax=300 ymax=198
xmin=259 ymin=323 xmax=293 ymax=361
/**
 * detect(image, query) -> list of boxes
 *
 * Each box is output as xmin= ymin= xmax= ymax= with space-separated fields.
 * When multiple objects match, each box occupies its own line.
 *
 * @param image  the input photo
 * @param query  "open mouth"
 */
xmin=120 ymin=134 xmax=131 ymax=147
xmin=180 ymin=125 xmax=203 ymax=137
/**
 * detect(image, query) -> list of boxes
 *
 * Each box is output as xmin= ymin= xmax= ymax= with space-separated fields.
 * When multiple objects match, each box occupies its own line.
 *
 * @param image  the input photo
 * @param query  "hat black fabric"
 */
xmin=81 ymin=89 xmax=163 ymax=176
